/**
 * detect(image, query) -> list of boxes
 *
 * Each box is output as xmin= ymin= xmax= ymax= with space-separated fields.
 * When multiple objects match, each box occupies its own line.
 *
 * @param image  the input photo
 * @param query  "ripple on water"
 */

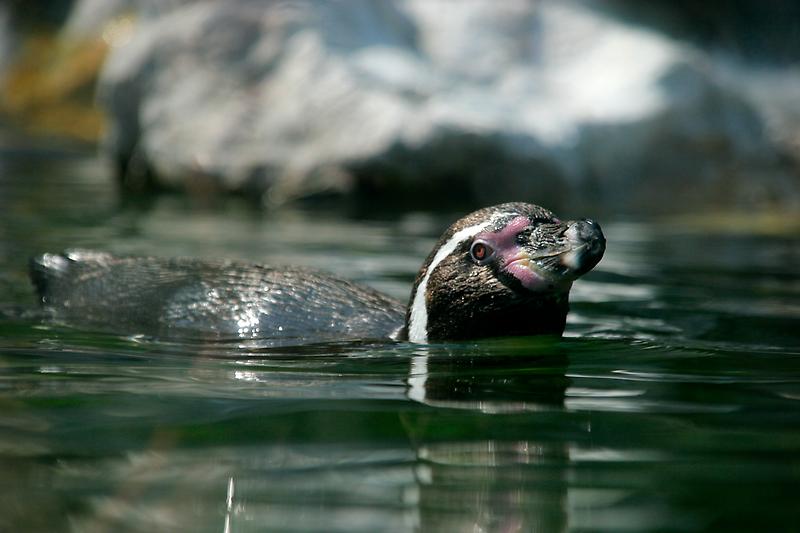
xmin=1 ymin=159 xmax=800 ymax=532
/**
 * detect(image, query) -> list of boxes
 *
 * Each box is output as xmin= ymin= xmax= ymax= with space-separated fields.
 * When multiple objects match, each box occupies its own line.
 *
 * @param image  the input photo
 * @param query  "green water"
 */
xmin=1 ymin=145 xmax=799 ymax=532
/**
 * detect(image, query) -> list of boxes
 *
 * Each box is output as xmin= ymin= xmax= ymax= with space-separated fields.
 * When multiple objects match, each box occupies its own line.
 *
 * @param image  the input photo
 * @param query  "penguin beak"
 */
xmin=502 ymin=219 xmax=605 ymax=291
xmin=557 ymin=219 xmax=606 ymax=276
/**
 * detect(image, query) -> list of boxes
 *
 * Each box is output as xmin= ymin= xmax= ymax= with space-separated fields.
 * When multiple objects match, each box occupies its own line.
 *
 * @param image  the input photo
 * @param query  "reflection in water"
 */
xmin=224 ymin=476 xmax=235 ymax=533
xmin=407 ymin=344 xmax=569 ymax=412
xmin=56 ymin=445 xmax=421 ymax=532
xmin=414 ymin=440 xmax=567 ymax=533
xmin=404 ymin=344 xmax=570 ymax=532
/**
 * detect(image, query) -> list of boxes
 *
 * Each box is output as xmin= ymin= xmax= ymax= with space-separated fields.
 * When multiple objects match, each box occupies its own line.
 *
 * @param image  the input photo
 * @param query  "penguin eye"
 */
xmin=470 ymin=240 xmax=495 ymax=264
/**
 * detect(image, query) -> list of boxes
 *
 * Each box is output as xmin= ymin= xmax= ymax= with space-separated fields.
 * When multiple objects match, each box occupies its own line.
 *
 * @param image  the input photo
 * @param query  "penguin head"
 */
xmin=405 ymin=202 xmax=605 ymax=342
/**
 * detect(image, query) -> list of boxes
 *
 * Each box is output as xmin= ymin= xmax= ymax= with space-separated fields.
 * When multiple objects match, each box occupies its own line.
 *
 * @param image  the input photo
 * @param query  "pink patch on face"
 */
xmin=475 ymin=215 xmax=552 ymax=291
xmin=505 ymin=257 xmax=549 ymax=290
xmin=474 ymin=216 xmax=530 ymax=250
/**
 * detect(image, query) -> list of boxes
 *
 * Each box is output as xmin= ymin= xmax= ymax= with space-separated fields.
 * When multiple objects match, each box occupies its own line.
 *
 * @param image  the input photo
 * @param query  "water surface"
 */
xmin=1 ymin=145 xmax=799 ymax=532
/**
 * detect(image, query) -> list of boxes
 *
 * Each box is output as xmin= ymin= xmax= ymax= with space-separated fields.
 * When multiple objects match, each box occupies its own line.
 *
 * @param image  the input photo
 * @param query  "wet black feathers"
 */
xmin=30 ymin=250 xmax=405 ymax=341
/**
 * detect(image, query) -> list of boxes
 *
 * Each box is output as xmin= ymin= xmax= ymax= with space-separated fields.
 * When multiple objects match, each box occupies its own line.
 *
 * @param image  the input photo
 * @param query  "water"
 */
xmin=1 ymin=143 xmax=799 ymax=532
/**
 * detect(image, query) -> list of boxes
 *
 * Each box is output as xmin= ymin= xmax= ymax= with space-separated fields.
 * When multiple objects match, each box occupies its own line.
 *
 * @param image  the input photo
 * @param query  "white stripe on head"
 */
xmin=408 ymin=212 xmax=513 ymax=343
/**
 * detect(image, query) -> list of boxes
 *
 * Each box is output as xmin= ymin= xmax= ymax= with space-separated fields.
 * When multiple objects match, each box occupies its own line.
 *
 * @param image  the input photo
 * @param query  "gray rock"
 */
xmin=95 ymin=0 xmax=797 ymax=212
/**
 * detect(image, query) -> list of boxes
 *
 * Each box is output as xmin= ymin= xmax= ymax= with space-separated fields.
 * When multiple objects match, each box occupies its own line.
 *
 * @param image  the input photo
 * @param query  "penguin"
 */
xmin=29 ymin=202 xmax=605 ymax=343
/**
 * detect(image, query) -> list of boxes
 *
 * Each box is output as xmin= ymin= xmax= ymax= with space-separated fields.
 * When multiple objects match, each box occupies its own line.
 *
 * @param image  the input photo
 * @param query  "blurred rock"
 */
xmin=53 ymin=0 xmax=800 ymax=211
xmin=733 ymin=67 xmax=800 ymax=162
xmin=0 ymin=6 xmax=13 ymax=86
xmin=61 ymin=0 xmax=191 ymax=40
xmin=0 ymin=0 xmax=108 ymax=142
xmin=597 ymin=0 xmax=800 ymax=65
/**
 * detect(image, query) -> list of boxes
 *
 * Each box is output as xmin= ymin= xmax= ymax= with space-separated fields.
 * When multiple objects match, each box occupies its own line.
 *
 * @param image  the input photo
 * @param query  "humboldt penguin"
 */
xmin=30 ymin=203 xmax=605 ymax=343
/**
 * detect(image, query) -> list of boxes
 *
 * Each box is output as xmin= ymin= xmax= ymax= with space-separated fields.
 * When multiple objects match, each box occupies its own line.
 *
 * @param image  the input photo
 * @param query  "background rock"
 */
xmin=596 ymin=0 xmax=800 ymax=65
xmin=2 ymin=0 xmax=798 ymax=214
xmin=0 ymin=0 xmax=106 ymax=141
xmin=95 ymin=0 xmax=798 ymax=213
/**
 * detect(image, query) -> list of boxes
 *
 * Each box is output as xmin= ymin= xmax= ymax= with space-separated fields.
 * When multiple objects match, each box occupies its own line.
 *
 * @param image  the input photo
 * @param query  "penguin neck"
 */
xmin=427 ymin=291 xmax=569 ymax=342
xmin=400 ymin=289 xmax=570 ymax=343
